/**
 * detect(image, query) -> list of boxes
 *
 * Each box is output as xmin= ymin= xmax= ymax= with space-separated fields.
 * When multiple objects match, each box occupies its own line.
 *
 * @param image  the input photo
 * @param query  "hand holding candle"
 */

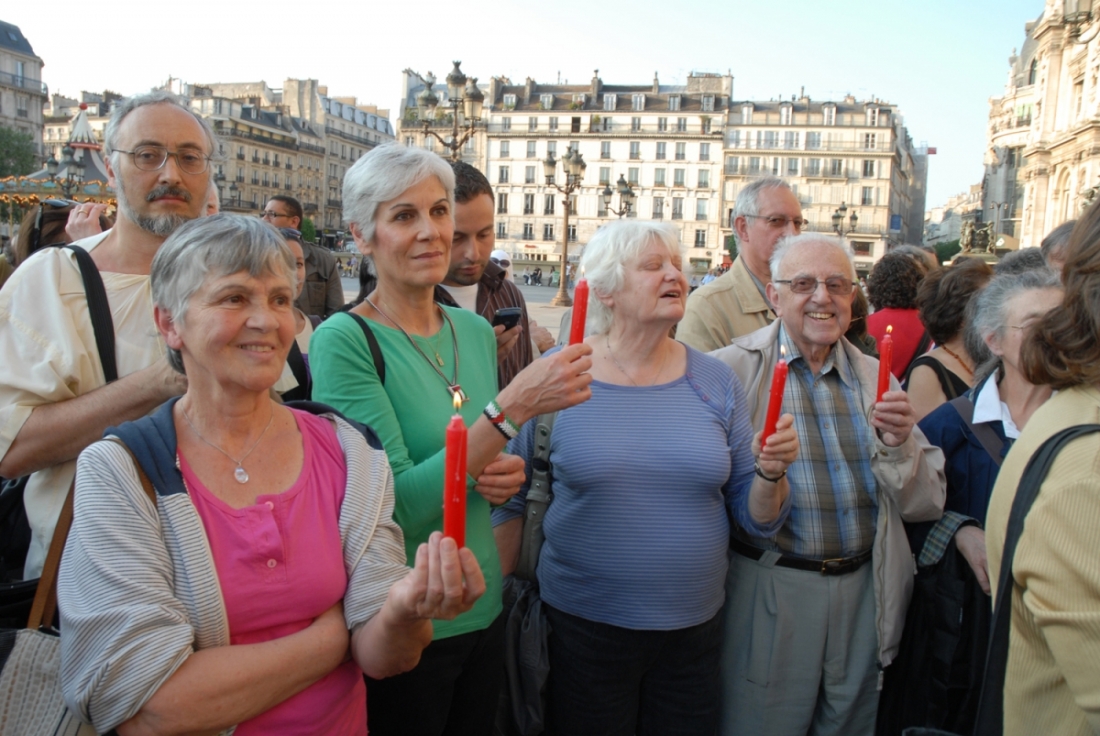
xmin=443 ymin=393 xmax=468 ymax=548
xmin=568 ymin=279 xmax=589 ymax=345
xmin=761 ymin=346 xmax=788 ymax=445
xmin=876 ymin=325 xmax=893 ymax=403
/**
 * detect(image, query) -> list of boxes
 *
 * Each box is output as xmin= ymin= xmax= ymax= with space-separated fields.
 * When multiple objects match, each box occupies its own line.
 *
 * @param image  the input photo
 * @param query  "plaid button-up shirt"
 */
xmin=741 ymin=327 xmax=879 ymax=559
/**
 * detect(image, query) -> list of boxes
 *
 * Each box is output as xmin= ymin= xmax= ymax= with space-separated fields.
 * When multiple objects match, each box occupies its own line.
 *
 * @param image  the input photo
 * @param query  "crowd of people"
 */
xmin=0 ymin=91 xmax=1097 ymax=736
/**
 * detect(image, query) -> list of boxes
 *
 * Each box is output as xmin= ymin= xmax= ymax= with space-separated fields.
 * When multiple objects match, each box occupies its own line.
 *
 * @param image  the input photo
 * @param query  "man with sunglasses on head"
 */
xmin=711 ymin=233 xmax=945 ymax=736
xmin=263 ymin=195 xmax=342 ymax=320
xmin=679 ymin=176 xmax=804 ymax=352
xmin=0 ymin=90 xmax=217 ymax=580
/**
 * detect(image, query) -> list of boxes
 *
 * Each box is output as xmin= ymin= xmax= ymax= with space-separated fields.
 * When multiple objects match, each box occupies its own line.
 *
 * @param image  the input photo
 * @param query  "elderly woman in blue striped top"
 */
xmin=57 ymin=214 xmax=485 ymax=735
xmin=492 ymin=219 xmax=799 ymax=736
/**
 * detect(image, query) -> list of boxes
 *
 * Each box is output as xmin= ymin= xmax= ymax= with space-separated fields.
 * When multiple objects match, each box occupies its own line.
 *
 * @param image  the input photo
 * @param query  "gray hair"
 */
xmin=580 ymin=219 xmax=683 ymax=335
xmin=993 ymin=247 xmax=1047 ymax=275
xmin=891 ymin=244 xmax=939 ymax=274
xmin=104 ymin=90 xmax=218 ymax=166
xmin=342 ymin=143 xmax=456 ymax=246
xmin=770 ymin=232 xmax=855 ymax=281
xmin=1040 ymin=220 xmax=1075 ymax=264
xmin=151 ymin=214 xmax=296 ymax=374
xmin=733 ymin=176 xmax=794 ymax=233
xmin=965 ymin=268 xmax=1062 ymax=385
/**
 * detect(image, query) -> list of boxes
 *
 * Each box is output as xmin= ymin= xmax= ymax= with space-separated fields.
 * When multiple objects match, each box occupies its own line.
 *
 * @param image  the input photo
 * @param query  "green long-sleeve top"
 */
xmin=310 ymin=306 xmax=502 ymax=640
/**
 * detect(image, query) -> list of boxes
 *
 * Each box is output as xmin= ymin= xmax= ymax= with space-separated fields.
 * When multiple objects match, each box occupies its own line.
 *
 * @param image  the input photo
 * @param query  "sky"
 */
xmin=8 ymin=0 xmax=1042 ymax=208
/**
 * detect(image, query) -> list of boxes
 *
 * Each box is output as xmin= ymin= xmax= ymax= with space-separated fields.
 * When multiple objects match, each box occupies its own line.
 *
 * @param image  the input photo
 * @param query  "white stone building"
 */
xmin=722 ymin=94 xmax=928 ymax=275
xmin=0 ymin=20 xmax=47 ymax=164
xmin=987 ymin=1 xmax=1100 ymax=247
xmin=398 ymin=70 xmax=730 ymax=273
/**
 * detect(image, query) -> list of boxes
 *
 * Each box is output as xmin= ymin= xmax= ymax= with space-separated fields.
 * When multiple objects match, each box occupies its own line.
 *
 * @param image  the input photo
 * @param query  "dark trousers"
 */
xmin=365 ymin=612 xmax=506 ymax=736
xmin=545 ymin=604 xmax=723 ymax=736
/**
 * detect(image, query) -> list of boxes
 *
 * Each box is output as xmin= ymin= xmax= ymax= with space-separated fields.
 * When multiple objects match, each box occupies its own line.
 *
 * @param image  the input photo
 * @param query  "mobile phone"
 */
xmin=491 ymin=307 xmax=523 ymax=329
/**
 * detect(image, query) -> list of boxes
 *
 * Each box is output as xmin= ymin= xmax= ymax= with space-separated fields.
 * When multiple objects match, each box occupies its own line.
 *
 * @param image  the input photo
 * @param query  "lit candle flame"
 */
xmin=453 ymin=392 xmax=463 ymax=412
xmin=886 ymin=325 xmax=893 ymax=335
xmin=780 ymin=345 xmax=787 ymax=358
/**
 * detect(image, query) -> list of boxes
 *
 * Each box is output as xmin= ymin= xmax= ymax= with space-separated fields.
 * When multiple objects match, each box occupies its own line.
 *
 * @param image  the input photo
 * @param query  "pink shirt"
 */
xmin=181 ymin=409 xmax=366 ymax=735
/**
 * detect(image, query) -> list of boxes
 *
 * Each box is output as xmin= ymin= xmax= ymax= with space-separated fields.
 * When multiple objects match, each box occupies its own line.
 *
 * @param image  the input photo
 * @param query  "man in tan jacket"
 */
xmin=678 ymin=176 xmax=803 ymax=352
xmin=711 ymin=233 xmax=945 ymax=736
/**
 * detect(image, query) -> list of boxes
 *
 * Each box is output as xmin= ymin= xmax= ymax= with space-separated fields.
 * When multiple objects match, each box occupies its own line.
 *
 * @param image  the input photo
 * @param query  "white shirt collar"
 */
xmin=972 ymin=376 xmax=1021 ymax=439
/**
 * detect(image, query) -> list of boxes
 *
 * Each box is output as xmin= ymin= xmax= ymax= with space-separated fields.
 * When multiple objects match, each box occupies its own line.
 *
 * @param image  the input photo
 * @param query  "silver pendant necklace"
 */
xmin=365 ymin=297 xmax=468 ymax=403
xmin=605 ymin=335 xmax=670 ymax=387
xmin=181 ymin=403 xmax=275 ymax=484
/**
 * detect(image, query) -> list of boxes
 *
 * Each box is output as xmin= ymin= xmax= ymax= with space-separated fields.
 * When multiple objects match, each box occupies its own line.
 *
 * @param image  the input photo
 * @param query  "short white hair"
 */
xmin=580 ymin=219 xmax=683 ymax=335
xmin=342 ymin=144 xmax=456 ymax=246
xmin=770 ymin=232 xmax=855 ymax=281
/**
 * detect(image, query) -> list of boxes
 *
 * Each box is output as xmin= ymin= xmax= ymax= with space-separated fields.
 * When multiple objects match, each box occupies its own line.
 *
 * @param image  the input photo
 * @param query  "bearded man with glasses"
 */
xmin=0 ymin=91 xmax=243 ymax=582
xmin=680 ymin=176 xmax=805 ymax=352
xmin=711 ymin=233 xmax=945 ymax=736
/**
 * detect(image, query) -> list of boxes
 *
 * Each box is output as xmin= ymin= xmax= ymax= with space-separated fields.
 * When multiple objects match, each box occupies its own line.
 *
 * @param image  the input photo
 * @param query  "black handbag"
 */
xmin=901 ymin=423 xmax=1100 ymax=736
xmin=0 ymin=245 xmax=117 ymax=627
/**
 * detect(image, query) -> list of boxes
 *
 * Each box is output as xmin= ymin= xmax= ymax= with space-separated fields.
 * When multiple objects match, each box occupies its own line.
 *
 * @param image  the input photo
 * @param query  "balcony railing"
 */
xmin=324 ymin=126 xmax=379 ymax=149
xmin=0 ymin=70 xmax=48 ymax=95
xmin=726 ymin=139 xmax=894 ymax=153
xmin=327 ymin=198 xmax=343 ymax=208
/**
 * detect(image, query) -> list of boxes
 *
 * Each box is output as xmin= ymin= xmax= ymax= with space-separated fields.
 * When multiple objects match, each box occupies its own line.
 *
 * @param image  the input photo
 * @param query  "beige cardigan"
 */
xmin=711 ymin=320 xmax=946 ymax=667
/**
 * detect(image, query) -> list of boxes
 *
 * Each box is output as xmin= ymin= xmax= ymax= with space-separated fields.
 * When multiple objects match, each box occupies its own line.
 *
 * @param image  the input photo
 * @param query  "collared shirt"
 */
xmin=973 ymin=373 xmax=1021 ymax=439
xmin=434 ymin=261 xmax=533 ymax=388
xmin=747 ymin=326 xmax=878 ymax=559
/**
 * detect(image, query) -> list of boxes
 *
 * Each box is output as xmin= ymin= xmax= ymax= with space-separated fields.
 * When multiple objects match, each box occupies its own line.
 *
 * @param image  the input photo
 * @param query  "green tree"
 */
xmin=725 ymin=234 xmax=738 ymax=260
xmin=0 ymin=126 xmax=36 ymax=178
xmin=300 ymin=217 xmax=317 ymax=244
xmin=933 ymin=239 xmax=961 ymax=264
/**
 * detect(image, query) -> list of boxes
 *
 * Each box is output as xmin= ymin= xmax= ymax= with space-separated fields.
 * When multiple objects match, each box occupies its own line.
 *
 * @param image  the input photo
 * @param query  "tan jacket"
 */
xmin=711 ymin=320 xmax=946 ymax=667
xmin=678 ymin=256 xmax=774 ymax=352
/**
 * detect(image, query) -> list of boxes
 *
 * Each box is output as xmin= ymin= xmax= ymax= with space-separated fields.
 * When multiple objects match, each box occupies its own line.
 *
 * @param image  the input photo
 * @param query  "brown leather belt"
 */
xmin=730 ymin=537 xmax=872 ymax=576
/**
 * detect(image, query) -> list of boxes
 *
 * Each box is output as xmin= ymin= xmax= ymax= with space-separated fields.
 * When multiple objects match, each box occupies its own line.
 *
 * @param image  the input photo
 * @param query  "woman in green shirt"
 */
xmin=310 ymin=144 xmax=593 ymax=736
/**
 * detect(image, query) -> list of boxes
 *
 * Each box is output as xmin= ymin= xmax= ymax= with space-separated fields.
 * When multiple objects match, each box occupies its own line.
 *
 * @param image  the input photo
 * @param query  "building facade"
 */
xmin=399 ymin=70 xmax=730 ymax=273
xmin=0 ymin=20 xmax=47 ymax=165
xmin=175 ymin=78 xmax=395 ymax=246
xmin=987 ymin=1 xmax=1100 ymax=248
xmin=722 ymin=94 xmax=928 ymax=275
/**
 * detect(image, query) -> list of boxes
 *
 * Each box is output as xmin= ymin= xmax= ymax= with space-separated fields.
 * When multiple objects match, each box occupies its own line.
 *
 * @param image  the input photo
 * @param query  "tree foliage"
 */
xmin=0 ymin=127 xmax=36 ymax=178
xmin=300 ymin=217 xmax=317 ymax=244
xmin=933 ymin=239 xmax=961 ymax=264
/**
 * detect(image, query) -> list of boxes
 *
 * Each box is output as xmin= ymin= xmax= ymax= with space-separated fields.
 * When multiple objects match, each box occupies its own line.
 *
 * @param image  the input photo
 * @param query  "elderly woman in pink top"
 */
xmin=58 ymin=214 xmax=485 ymax=735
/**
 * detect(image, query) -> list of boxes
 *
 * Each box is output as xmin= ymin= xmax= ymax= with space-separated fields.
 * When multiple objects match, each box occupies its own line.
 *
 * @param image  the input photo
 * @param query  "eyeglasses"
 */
xmin=774 ymin=277 xmax=857 ymax=296
xmin=261 ymin=210 xmax=292 ymax=220
xmin=745 ymin=214 xmax=808 ymax=230
xmin=492 ymin=257 xmax=511 ymax=267
xmin=32 ymin=198 xmax=79 ymax=253
xmin=115 ymin=145 xmax=211 ymax=175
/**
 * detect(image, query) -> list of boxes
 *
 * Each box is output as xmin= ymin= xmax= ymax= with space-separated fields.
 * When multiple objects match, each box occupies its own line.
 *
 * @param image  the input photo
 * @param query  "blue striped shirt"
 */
xmin=494 ymin=346 xmax=781 ymax=630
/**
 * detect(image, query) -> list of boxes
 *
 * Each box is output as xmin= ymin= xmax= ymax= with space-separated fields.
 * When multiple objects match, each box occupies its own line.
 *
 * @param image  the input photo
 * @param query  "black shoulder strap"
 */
xmin=344 ymin=312 xmax=385 ymax=385
xmin=974 ymin=423 xmax=1100 ymax=735
xmin=64 ymin=245 xmax=118 ymax=383
xmin=950 ymin=394 xmax=1006 ymax=467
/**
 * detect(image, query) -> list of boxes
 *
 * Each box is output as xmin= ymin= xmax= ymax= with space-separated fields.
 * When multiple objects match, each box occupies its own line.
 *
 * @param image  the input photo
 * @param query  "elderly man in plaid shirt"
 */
xmin=712 ymin=232 xmax=945 ymax=736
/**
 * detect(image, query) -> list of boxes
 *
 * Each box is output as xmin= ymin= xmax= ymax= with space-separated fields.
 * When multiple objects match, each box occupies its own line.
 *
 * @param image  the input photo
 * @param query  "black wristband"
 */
xmin=754 ymin=462 xmax=786 ymax=483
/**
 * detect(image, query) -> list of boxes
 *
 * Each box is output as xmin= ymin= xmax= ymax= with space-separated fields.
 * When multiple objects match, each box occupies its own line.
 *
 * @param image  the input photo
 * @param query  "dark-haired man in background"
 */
xmin=263 ymin=195 xmax=342 ymax=319
xmin=435 ymin=161 xmax=548 ymax=387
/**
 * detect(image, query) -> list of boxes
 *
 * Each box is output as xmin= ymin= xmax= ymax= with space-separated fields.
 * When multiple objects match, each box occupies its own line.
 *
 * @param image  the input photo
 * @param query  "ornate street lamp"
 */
xmin=49 ymin=145 xmax=85 ymax=198
xmin=228 ymin=181 xmax=240 ymax=208
xmin=602 ymin=174 xmax=636 ymax=218
xmin=544 ymin=149 xmax=587 ymax=307
xmin=417 ymin=62 xmax=483 ymax=161
xmin=832 ymin=201 xmax=858 ymax=237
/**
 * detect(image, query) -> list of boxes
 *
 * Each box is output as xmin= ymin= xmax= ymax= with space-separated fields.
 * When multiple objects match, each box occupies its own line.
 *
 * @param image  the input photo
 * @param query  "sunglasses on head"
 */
xmin=278 ymin=227 xmax=303 ymax=242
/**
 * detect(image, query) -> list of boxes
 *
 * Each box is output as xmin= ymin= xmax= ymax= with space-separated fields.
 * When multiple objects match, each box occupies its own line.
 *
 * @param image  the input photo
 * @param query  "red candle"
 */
xmin=761 ymin=346 xmax=788 ymax=445
xmin=443 ymin=393 xmax=467 ymax=548
xmin=569 ymin=279 xmax=589 ymax=345
xmin=876 ymin=325 xmax=894 ymax=403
